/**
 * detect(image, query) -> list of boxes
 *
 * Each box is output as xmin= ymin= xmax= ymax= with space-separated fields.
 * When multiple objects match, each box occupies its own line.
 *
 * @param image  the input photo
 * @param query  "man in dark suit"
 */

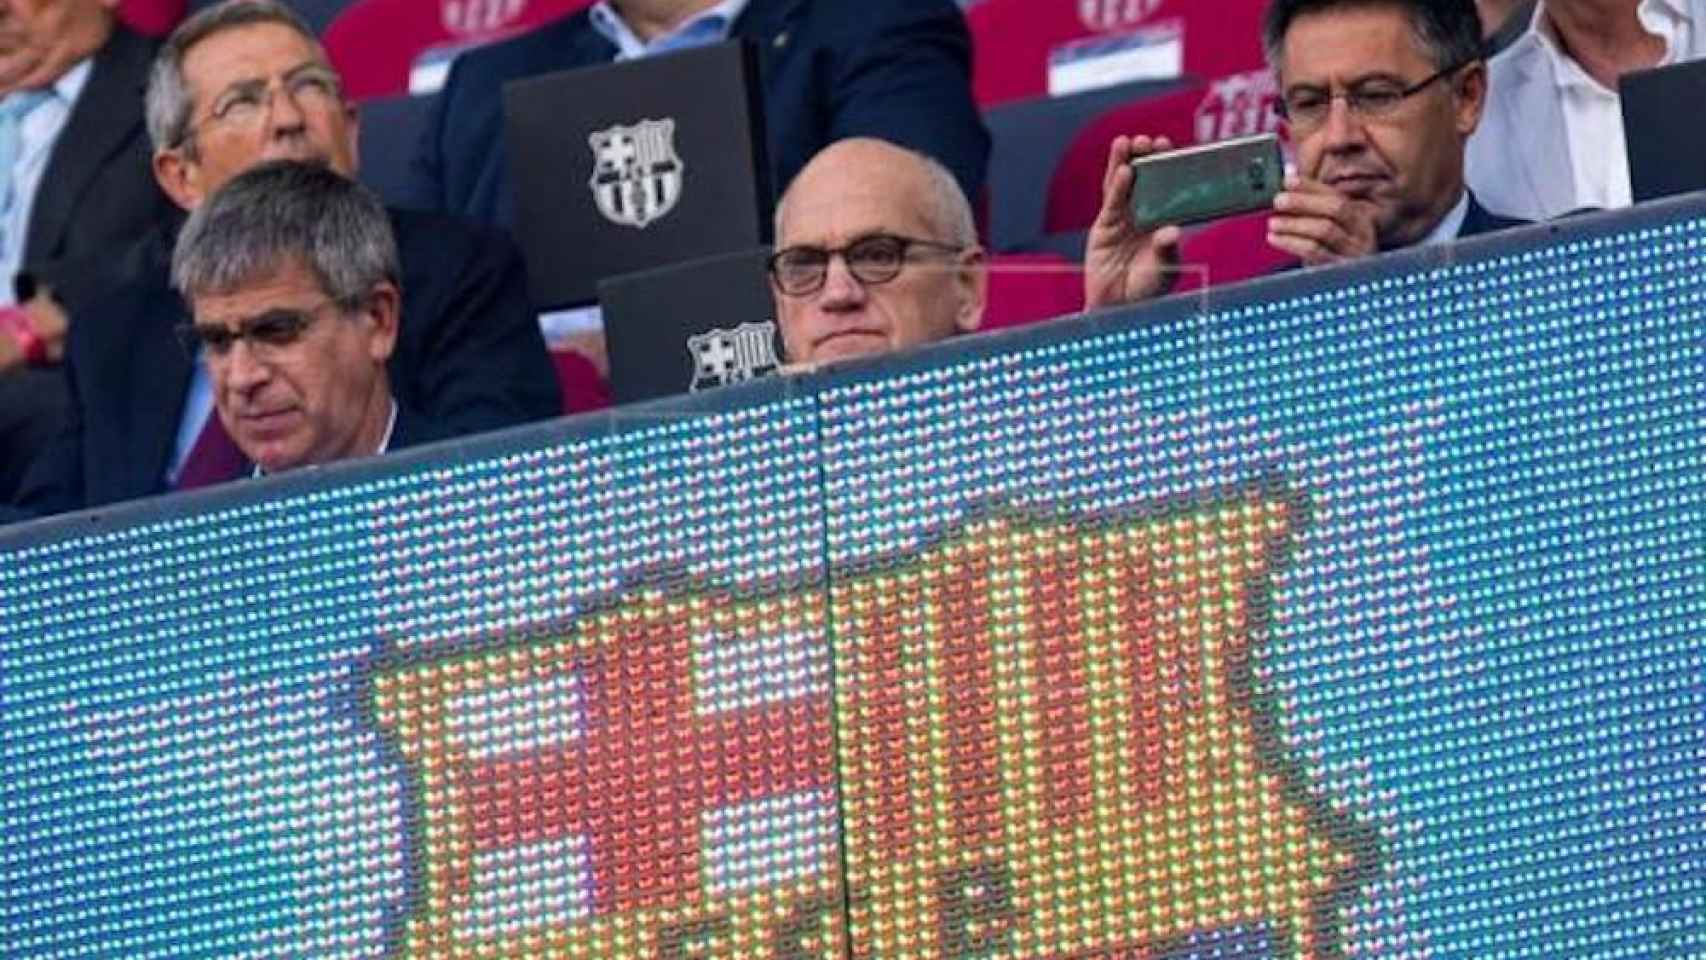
xmin=169 ymin=161 xmax=442 ymax=475
xmin=10 ymin=0 xmax=559 ymax=518
xmin=0 ymin=0 xmax=179 ymax=501
xmin=407 ymin=0 xmax=991 ymax=230
xmin=1082 ymin=0 xmax=1528 ymax=310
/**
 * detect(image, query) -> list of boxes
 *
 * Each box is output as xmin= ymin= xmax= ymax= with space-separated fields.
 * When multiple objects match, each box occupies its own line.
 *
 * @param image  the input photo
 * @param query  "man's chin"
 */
xmin=810 ymin=331 xmax=890 ymax=364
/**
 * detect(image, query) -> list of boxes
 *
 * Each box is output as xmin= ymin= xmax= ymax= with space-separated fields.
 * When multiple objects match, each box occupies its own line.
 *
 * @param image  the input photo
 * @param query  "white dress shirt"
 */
xmin=1418 ymin=190 xmax=1471 ymax=247
xmin=0 ymin=60 xmax=91 ymax=305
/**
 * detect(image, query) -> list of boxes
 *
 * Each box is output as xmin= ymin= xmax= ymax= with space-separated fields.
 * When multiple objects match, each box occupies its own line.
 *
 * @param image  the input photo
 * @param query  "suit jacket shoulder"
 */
xmin=23 ymin=25 xmax=176 ymax=295
xmin=1460 ymin=192 xmax=1532 ymax=239
xmin=380 ymin=206 xmax=560 ymax=436
xmin=406 ymin=11 xmax=610 ymax=220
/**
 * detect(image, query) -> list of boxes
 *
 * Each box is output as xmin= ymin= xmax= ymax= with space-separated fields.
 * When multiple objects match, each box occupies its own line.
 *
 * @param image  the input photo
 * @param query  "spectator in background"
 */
xmin=1467 ymin=0 xmax=1706 ymax=220
xmin=11 ymin=0 xmax=558 ymax=518
xmin=409 ymin=0 xmax=990 ymax=231
xmin=1084 ymin=0 xmax=1526 ymax=309
xmin=769 ymin=137 xmax=986 ymax=365
xmin=1479 ymin=0 xmax=1536 ymax=46
xmin=171 ymin=161 xmax=435 ymax=474
xmin=0 ymin=0 xmax=178 ymax=501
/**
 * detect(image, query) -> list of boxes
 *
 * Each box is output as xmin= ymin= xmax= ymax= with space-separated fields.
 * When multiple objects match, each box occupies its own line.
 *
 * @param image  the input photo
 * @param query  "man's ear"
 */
xmin=362 ymin=280 xmax=401 ymax=362
xmin=1454 ymin=60 xmax=1489 ymax=137
xmin=954 ymin=246 xmax=988 ymax=334
xmin=152 ymin=148 xmax=202 ymax=212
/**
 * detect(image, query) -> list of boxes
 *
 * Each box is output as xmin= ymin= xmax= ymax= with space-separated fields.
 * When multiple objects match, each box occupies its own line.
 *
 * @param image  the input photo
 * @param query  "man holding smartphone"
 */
xmin=1085 ymin=0 xmax=1526 ymax=309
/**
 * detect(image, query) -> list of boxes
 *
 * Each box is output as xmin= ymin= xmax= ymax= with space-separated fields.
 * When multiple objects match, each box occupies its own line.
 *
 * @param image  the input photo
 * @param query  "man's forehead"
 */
xmin=183 ymin=22 xmax=326 ymax=89
xmin=779 ymin=177 xmax=936 ymax=246
xmin=193 ymin=261 xmax=324 ymax=320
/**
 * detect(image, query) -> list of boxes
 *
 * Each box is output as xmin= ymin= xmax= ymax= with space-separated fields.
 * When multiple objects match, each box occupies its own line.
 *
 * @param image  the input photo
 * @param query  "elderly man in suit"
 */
xmin=0 ymin=0 xmax=177 ymax=500
xmin=1083 ymin=0 xmax=1528 ymax=309
xmin=408 ymin=0 xmax=990 ymax=231
xmin=10 ymin=0 xmax=558 ymax=519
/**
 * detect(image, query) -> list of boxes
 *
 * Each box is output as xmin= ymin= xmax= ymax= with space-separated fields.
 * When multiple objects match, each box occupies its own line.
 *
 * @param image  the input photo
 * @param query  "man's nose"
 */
xmin=267 ymin=86 xmax=308 ymax=133
xmin=1320 ymin=95 xmax=1367 ymax=149
xmin=817 ymin=254 xmax=867 ymax=308
xmin=218 ymin=340 xmax=270 ymax=393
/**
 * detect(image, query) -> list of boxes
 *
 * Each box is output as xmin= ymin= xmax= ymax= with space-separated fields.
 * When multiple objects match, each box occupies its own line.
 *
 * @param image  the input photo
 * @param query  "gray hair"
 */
xmin=776 ymin=138 xmax=979 ymax=248
xmin=172 ymin=160 xmax=399 ymax=305
xmin=147 ymin=0 xmax=330 ymax=156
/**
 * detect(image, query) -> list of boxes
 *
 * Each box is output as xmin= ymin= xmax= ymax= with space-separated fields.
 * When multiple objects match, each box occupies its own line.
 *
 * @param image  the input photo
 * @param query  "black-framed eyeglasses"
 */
xmin=768 ymin=233 xmax=966 ymax=297
xmin=174 ymin=299 xmax=339 ymax=359
xmin=172 ymin=63 xmax=344 ymax=148
xmin=1276 ymin=59 xmax=1476 ymax=131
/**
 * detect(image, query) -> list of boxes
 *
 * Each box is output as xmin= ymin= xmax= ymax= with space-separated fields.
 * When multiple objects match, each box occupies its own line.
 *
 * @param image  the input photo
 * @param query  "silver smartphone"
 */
xmin=1128 ymin=133 xmax=1285 ymax=231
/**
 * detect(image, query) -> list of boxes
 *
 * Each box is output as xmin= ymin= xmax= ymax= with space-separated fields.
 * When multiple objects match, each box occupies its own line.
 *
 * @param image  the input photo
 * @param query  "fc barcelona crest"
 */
xmin=588 ymin=118 xmax=684 ymax=229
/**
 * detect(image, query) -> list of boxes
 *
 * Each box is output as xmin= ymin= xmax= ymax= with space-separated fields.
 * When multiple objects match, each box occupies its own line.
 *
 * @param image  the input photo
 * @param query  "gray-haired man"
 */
xmin=172 ymin=160 xmax=436 ymax=473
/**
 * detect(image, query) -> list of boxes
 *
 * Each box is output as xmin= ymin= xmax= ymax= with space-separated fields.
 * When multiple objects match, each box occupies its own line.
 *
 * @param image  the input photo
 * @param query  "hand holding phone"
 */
xmin=1083 ymin=134 xmax=1187 ymax=311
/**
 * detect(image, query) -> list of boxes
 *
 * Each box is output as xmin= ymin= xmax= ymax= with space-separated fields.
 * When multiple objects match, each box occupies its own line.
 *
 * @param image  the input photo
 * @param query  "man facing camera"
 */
xmin=769 ymin=138 xmax=987 ymax=365
xmin=10 ymin=0 xmax=557 ymax=518
xmin=171 ymin=161 xmax=431 ymax=473
xmin=1084 ymin=0 xmax=1527 ymax=309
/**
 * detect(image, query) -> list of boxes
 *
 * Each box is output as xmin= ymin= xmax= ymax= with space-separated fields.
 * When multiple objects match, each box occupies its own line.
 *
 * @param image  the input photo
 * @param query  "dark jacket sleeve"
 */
xmin=817 ymin=0 xmax=990 ymax=204
xmin=10 ymin=331 xmax=88 ymax=519
xmin=390 ymin=209 xmax=560 ymax=434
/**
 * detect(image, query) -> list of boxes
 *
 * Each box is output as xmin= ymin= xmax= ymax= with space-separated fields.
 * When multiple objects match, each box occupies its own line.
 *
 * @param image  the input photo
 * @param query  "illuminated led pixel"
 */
xmin=2 ymin=208 xmax=1703 ymax=959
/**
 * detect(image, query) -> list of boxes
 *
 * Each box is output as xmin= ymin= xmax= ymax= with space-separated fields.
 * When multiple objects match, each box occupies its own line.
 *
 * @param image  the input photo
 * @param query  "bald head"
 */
xmin=771 ymin=138 xmax=986 ymax=365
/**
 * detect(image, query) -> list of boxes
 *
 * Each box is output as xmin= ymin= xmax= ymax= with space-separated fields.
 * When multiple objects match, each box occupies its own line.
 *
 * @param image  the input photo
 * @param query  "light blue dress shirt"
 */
xmin=0 ymin=60 xmax=92 ymax=304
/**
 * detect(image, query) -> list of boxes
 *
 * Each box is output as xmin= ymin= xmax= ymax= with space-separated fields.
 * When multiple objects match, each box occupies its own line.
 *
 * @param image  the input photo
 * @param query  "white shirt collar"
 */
xmin=251 ymin=400 xmax=398 ymax=478
xmin=1528 ymin=0 xmax=1691 ymax=92
xmin=1419 ymin=189 xmax=1471 ymax=247
xmin=588 ymin=0 xmax=749 ymax=60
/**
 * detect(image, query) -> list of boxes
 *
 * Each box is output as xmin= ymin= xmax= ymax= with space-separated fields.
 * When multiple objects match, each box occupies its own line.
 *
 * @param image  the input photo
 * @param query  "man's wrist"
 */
xmin=0 ymin=306 xmax=46 ymax=365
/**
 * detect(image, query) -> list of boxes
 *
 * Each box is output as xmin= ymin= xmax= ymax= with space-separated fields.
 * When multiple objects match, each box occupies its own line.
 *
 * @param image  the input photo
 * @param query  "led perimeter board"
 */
xmin=2 ymin=196 xmax=1703 ymax=959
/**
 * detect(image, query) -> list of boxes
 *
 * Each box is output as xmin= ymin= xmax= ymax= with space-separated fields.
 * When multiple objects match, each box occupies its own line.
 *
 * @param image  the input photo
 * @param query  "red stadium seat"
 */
xmin=1171 ymin=211 xmax=1297 ymax=294
xmin=323 ymin=0 xmax=595 ymax=101
xmin=550 ymin=347 xmax=611 ymax=413
xmin=966 ymin=0 xmax=1269 ymax=107
xmin=119 ymin=0 xmax=185 ymax=36
xmin=982 ymin=253 xmax=1083 ymax=329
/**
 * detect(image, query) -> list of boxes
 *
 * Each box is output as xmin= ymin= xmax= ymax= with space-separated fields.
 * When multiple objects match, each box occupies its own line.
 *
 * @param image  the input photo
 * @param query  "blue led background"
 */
xmin=3 ymin=196 xmax=1704 ymax=958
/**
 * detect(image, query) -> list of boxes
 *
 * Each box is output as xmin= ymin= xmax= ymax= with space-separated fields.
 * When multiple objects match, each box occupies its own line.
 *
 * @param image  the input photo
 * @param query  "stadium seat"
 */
xmin=323 ymin=0 xmax=595 ymax=101
xmin=1171 ymin=211 xmax=1296 ymax=294
xmin=551 ymin=347 xmax=611 ymax=413
xmin=982 ymin=253 xmax=1083 ymax=329
xmin=966 ymin=0 xmax=1268 ymax=107
xmin=119 ymin=0 xmax=185 ymax=36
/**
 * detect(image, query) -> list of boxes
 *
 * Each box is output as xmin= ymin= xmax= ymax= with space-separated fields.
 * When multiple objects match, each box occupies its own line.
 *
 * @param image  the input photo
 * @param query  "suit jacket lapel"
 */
xmin=731 ymin=0 xmax=807 ymax=49
xmin=25 ymin=26 xmax=152 ymax=264
xmin=120 ymin=227 xmax=195 ymax=499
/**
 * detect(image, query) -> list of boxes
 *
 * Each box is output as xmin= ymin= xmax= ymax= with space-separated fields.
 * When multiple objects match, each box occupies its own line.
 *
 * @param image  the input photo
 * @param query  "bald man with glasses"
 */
xmin=769 ymin=138 xmax=987 ymax=365
xmin=1083 ymin=0 xmax=1528 ymax=310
